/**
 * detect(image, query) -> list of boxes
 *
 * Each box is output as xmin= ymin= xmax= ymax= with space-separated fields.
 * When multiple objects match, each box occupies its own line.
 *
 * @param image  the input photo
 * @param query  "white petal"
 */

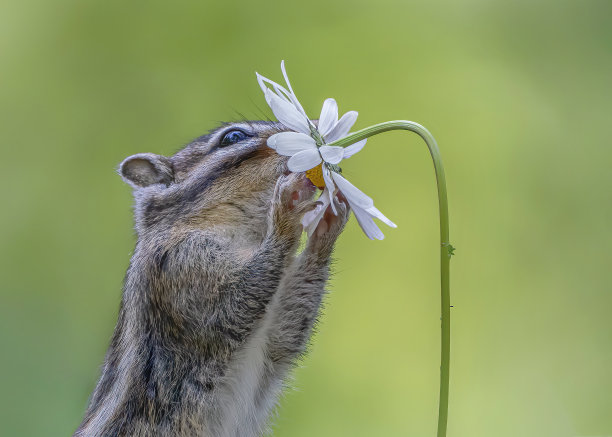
xmin=280 ymin=60 xmax=296 ymax=96
xmin=343 ymin=139 xmax=367 ymax=159
xmin=287 ymin=149 xmax=322 ymax=172
xmin=319 ymin=145 xmax=344 ymax=165
xmin=255 ymin=72 xmax=274 ymax=95
xmin=318 ymin=98 xmax=338 ymax=137
xmin=280 ymin=60 xmax=308 ymax=118
xmin=273 ymin=83 xmax=294 ymax=103
xmin=268 ymin=132 xmax=316 ymax=155
xmin=352 ymin=204 xmax=384 ymax=240
xmin=266 ymin=90 xmax=310 ymax=134
xmin=328 ymin=191 xmax=338 ymax=215
xmin=256 ymin=72 xmax=291 ymax=104
xmin=331 ymin=172 xmax=373 ymax=209
xmin=302 ymin=192 xmax=329 ymax=237
xmin=366 ymin=206 xmax=397 ymax=228
xmin=322 ymin=166 xmax=337 ymax=215
xmin=325 ymin=111 xmax=358 ymax=142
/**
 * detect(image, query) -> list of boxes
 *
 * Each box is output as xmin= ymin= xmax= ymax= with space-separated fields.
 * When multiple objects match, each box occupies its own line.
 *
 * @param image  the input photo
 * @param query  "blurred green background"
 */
xmin=1 ymin=0 xmax=611 ymax=436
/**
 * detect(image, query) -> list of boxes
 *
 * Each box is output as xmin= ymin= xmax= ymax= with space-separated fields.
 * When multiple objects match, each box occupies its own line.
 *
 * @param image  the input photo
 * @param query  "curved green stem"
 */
xmin=327 ymin=120 xmax=452 ymax=437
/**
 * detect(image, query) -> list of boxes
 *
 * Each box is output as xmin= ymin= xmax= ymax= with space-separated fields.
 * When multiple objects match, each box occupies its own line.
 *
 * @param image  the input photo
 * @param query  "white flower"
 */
xmin=256 ymin=61 xmax=396 ymax=240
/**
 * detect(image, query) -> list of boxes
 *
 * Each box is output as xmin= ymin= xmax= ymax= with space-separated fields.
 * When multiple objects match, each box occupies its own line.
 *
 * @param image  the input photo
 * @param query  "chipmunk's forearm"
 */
xmin=267 ymin=251 xmax=330 ymax=363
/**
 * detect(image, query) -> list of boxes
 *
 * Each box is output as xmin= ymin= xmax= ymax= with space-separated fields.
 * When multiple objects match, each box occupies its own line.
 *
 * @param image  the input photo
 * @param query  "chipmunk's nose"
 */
xmin=269 ymin=150 xmax=290 ymax=176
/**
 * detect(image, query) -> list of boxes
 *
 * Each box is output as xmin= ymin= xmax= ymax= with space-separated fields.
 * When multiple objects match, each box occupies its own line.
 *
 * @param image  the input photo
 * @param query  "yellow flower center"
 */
xmin=306 ymin=164 xmax=326 ymax=189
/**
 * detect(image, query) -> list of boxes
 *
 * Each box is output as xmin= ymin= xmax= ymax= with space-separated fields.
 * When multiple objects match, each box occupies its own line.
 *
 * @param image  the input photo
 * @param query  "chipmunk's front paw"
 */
xmin=308 ymin=195 xmax=351 ymax=258
xmin=268 ymin=173 xmax=316 ymax=244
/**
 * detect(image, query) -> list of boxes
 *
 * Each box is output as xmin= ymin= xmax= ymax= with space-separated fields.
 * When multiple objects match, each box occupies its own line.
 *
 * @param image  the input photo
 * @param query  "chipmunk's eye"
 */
xmin=220 ymin=129 xmax=250 ymax=147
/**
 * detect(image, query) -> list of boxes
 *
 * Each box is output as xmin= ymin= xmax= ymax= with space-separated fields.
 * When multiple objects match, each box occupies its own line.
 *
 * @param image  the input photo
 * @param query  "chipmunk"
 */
xmin=74 ymin=121 xmax=350 ymax=437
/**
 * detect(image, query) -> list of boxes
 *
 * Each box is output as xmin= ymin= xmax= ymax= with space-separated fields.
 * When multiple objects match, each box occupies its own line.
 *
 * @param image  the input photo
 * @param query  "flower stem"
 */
xmin=327 ymin=120 xmax=452 ymax=437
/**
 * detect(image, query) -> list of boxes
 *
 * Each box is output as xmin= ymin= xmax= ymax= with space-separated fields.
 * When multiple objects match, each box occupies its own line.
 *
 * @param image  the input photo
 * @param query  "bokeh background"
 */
xmin=1 ymin=0 xmax=611 ymax=436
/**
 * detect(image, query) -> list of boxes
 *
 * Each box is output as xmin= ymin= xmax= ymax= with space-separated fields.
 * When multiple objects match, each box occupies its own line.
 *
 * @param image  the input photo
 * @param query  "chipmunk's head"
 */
xmin=119 ymin=121 xmax=313 ymax=244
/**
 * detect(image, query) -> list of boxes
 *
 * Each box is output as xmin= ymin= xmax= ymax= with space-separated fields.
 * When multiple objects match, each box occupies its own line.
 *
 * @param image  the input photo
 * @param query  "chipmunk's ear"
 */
xmin=119 ymin=153 xmax=174 ymax=188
